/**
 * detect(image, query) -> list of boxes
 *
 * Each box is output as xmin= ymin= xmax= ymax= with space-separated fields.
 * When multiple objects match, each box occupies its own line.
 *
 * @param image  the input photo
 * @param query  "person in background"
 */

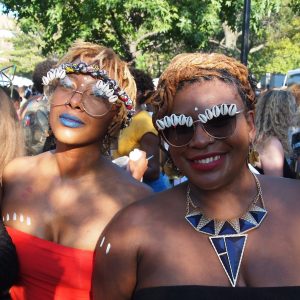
xmin=0 ymin=88 xmax=24 ymax=178
xmin=20 ymin=59 xmax=57 ymax=155
xmin=92 ymin=53 xmax=300 ymax=300
xmin=288 ymin=83 xmax=300 ymax=108
xmin=2 ymin=87 xmax=22 ymax=118
xmin=0 ymin=88 xmax=23 ymax=299
xmin=287 ymin=83 xmax=300 ymax=177
xmin=2 ymin=41 xmax=152 ymax=300
xmin=254 ymin=89 xmax=297 ymax=178
xmin=115 ymin=67 xmax=171 ymax=192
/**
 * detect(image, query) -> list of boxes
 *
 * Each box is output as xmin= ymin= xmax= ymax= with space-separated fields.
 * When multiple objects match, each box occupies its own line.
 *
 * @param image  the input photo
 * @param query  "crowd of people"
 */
xmin=0 ymin=41 xmax=300 ymax=300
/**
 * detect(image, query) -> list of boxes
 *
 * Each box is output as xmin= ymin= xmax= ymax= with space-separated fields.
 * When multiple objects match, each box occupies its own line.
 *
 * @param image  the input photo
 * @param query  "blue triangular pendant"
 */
xmin=209 ymin=234 xmax=247 ymax=287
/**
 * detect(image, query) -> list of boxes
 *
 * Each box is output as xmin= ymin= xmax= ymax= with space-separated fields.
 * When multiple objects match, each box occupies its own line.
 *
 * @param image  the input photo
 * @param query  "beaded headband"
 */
xmin=42 ymin=62 xmax=134 ymax=115
xmin=155 ymin=103 xmax=238 ymax=130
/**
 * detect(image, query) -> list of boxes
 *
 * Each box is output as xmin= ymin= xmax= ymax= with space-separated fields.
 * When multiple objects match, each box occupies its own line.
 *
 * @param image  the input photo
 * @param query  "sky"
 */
xmin=0 ymin=3 xmax=16 ymax=17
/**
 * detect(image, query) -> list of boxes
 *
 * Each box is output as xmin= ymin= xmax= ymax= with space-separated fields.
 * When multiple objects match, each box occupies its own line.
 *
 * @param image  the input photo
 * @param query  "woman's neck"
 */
xmin=188 ymin=169 xmax=259 ymax=220
xmin=53 ymin=142 xmax=104 ymax=178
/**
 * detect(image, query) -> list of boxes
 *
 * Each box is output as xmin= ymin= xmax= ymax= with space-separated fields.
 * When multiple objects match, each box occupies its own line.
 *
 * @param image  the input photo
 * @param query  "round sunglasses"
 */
xmin=160 ymin=110 xmax=244 ymax=147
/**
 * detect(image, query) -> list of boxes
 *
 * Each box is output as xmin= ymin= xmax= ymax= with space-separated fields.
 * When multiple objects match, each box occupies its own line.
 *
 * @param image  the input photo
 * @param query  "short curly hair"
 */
xmin=288 ymin=83 xmax=300 ymax=107
xmin=32 ymin=59 xmax=57 ymax=94
xmin=152 ymin=52 xmax=256 ymax=126
xmin=129 ymin=68 xmax=154 ymax=105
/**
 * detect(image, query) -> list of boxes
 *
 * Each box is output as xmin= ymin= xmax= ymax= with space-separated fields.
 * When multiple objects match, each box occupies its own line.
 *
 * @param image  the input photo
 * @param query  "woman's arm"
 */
xmin=92 ymin=207 xmax=140 ymax=300
xmin=139 ymin=133 xmax=160 ymax=181
xmin=127 ymin=149 xmax=148 ymax=181
xmin=260 ymin=137 xmax=285 ymax=176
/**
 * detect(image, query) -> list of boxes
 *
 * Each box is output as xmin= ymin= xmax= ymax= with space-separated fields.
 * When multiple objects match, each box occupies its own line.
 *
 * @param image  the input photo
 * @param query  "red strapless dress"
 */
xmin=7 ymin=227 xmax=94 ymax=300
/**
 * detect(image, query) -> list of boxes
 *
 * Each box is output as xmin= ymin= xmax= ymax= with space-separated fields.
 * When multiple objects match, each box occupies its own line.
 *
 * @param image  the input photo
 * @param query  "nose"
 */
xmin=188 ymin=123 xmax=214 ymax=147
xmin=66 ymin=90 xmax=84 ymax=111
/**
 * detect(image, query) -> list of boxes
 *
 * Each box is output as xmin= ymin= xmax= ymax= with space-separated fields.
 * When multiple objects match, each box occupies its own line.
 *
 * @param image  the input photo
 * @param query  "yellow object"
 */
xmin=248 ymin=146 xmax=260 ymax=165
xmin=115 ymin=111 xmax=157 ymax=157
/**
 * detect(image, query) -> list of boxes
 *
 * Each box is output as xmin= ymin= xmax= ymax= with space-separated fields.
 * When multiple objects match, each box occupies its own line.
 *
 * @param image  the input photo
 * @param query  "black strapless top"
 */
xmin=0 ymin=220 xmax=18 ymax=299
xmin=133 ymin=285 xmax=300 ymax=300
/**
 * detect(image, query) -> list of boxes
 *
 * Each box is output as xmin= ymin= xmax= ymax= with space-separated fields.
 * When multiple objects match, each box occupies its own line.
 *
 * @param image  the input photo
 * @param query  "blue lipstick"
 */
xmin=59 ymin=113 xmax=85 ymax=128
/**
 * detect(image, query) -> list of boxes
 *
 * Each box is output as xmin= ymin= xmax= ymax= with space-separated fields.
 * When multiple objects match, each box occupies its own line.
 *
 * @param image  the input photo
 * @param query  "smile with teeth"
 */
xmin=194 ymin=155 xmax=221 ymax=164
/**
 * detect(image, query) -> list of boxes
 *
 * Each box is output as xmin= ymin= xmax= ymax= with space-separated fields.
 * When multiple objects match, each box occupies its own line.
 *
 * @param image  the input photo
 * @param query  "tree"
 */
xmin=249 ymin=1 xmax=300 ymax=78
xmin=2 ymin=0 xmax=179 ymax=61
xmin=289 ymin=0 xmax=300 ymax=14
xmin=6 ymin=30 xmax=46 ymax=77
xmin=0 ymin=14 xmax=46 ymax=77
xmin=1 ymin=0 xmax=289 ymax=78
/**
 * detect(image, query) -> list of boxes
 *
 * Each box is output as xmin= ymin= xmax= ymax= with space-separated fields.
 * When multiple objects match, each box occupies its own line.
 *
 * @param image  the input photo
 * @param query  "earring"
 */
xmin=163 ymin=156 xmax=183 ymax=179
xmin=102 ymin=133 xmax=112 ymax=156
xmin=248 ymin=142 xmax=259 ymax=165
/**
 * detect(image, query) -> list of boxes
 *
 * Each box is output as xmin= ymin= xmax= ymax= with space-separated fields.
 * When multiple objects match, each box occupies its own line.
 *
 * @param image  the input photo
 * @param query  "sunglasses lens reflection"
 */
xmin=163 ymin=125 xmax=194 ymax=147
xmin=162 ymin=115 xmax=237 ymax=147
xmin=50 ymin=84 xmax=113 ymax=116
xmin=203 ymin=115 xmax=237 ymax=139
xmin=82 ymin=92 xmax=113 ymax=116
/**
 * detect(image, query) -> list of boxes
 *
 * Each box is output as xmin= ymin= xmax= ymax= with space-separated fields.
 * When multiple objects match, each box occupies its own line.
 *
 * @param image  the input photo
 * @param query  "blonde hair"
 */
xmin=55 ymin=41 xmax=137 ymax=153
xmin=0 ymin=89 xmax=25 ymax=178
xmin=152 ymin=52 xmax=255 ymax=123
xmin=255 ymin=89 xmax=297 ymax=154
xmin=288 ymin=83 xmax=300 ymax=107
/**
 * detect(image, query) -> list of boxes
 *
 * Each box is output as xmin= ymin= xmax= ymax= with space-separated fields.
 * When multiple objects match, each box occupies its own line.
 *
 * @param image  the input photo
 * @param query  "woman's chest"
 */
xmin=4 ymin=179 xmax=122 ymax=250
xmin=137 ymin=223 xmax=300 ymax=288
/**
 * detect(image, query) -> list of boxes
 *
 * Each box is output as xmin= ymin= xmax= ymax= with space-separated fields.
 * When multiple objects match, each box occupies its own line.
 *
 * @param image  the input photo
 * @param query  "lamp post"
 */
xmin=240 ymin=0 xmax=251 ymax=66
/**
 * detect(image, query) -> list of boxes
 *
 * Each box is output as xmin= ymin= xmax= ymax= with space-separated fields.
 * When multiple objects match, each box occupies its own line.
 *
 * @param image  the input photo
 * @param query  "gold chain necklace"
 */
xmin=185 ymin=173 xmax=267 ymax=287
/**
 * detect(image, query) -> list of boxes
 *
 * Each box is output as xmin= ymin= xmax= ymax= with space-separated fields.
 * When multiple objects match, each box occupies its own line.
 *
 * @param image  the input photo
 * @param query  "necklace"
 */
xmin=185 ymin=174 xmax=267 ymax=287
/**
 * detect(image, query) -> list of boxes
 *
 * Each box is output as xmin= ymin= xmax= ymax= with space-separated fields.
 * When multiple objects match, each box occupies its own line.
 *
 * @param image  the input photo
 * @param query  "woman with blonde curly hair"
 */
xmin=254 ymin=89 xmax=297 ymax=177
xmin=0 ymin=88 xmax=22 ymax=299
xmin=0 ymin=88 xmax=24 ymax=178
xmin=2 ymin=41 xmax=151 ymax=300
xmin=93 ymin=52 xmax=300 ymax=299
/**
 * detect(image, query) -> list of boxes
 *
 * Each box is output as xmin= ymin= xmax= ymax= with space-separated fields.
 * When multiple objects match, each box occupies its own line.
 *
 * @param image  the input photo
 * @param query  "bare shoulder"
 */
xmin=2 ymin=152 xmax=51 ymax=182
xmin=106 ymin=161 xmax=154 ymax=201
xmin=2 ymin=152 xmax=51 ymax=206
xmin=259 ymin=175 xmax=300 ymax=210
xmin=92 ymin=184 xmax=183 ymax=300
xmin=3 ymin=155 xmax=34 ymax=180
xmin=263 ymin=136 xmax=283 ymax=151
xmin=98 ymin=184 xmax=185 ymax=245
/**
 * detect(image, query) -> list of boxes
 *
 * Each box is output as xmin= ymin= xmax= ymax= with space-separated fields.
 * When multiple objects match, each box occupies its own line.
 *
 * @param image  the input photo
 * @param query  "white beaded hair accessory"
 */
xmin=198 ymin=104 xmax=237 ymax=123
xmin=42 ymin=62 xmax=134 ymax=113
xmin=156 ymin=104 xmax=239 ymax=130
xmin=156 ymin=114 xmax=193 ymax=130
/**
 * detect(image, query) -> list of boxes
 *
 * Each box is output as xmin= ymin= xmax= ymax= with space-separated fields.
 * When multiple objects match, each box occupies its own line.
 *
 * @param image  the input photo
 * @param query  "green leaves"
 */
xmin=1 ymin=0 xmax=298 ymax=80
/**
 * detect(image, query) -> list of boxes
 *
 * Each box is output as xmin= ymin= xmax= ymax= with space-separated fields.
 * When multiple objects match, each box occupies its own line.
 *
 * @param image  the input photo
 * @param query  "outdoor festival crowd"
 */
xmin=1 ymin=41 xmax=300 ymax=300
